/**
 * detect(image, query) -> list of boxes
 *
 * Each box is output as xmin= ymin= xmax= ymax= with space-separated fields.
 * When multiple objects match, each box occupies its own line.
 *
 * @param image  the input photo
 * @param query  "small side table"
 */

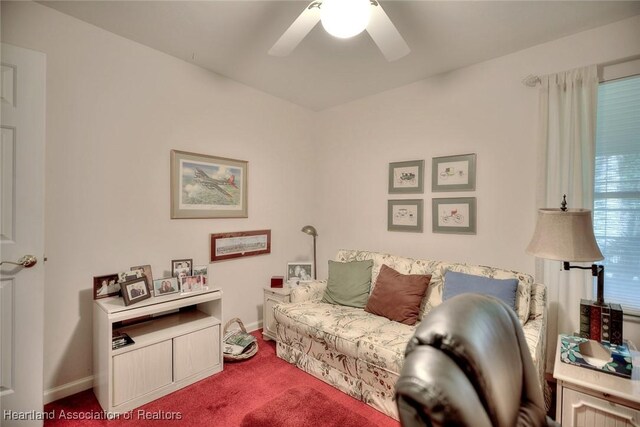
xmin=262 ymin=287 xmax=292 ymax=341
xmin=553 ymin=336 xmax=640 ymax=426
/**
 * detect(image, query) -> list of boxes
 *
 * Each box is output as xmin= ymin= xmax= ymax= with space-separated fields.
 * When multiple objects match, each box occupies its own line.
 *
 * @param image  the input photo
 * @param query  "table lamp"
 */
xmin=526 ymin=196 xmax=605 ymax=304
xmin=526 ymin=196 xmax=624 ymax=345
xmin=301 ymin=225 xmax=318 ymax=280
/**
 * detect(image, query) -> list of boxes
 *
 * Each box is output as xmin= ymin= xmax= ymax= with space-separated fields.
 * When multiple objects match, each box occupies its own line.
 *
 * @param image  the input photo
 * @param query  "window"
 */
xmin=594 ymin=74 xmax=640 ymax=313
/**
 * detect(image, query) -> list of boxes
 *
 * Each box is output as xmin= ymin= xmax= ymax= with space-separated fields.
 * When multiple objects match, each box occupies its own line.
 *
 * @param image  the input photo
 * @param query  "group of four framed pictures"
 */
xmin=388 ymin=154 xmax=477 ymax=235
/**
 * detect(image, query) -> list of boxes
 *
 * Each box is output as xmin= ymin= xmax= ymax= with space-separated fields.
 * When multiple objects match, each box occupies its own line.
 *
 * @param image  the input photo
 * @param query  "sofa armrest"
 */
xmin=290 ymin=280 xmax=327 ymax=303
xmin=525 ymin=282 xmax=551 ymax=410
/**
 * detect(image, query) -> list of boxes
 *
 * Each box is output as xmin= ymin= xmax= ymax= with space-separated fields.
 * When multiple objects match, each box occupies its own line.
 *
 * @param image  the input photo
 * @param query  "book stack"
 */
xmin=579 ymin=299 xmax=623 ymax=345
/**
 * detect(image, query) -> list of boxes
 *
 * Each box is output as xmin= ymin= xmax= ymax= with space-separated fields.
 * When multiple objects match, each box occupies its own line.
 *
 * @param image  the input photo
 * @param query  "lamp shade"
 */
xmin=301 ymin=225 xmax=318 ymax=237
xmin=526 ymin=209 xmax=604 ymax=262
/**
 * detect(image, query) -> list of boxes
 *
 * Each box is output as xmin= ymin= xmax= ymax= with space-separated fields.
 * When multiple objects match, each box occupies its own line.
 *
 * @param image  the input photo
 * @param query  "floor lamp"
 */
xmin=301 ymin=225 xmax=318 ymax=280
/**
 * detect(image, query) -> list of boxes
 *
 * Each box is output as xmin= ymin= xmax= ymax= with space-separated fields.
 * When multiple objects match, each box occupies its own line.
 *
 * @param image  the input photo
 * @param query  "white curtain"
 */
xmin=535 ymin=65 xmax=599 ymax=371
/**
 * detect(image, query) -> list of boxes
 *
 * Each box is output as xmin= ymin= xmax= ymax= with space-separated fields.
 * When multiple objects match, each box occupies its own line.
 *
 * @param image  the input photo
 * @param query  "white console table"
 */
xmin=93 ymin=289 xmax=223 ymax=413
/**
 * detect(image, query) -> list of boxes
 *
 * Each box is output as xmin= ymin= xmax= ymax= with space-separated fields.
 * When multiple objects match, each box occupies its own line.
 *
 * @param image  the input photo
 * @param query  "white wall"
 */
xmin=3 ymin=1 xmax=640 ymax=399
xmin=1 ymin=1 xmax=317 ymax=397
xmin=313 ymin=15 xmax=640 ymax=343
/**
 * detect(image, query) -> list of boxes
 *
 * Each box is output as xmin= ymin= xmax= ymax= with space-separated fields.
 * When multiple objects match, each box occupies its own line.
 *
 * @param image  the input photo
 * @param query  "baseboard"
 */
xmin=43 ymin=321 xmax=264 ymax=405
xmin=44 ymin=375 xmax=93 ymax=404
xmin=245 ymin=320 xmax=263 ymax=333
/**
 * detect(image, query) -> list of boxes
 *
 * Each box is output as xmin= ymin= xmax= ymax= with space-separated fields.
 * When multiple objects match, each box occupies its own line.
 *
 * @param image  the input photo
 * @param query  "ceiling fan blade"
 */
xmin=366 ymin=1 xmax=410 ymax=62
xmin=269 ymin=1 xmax=321 ymax=57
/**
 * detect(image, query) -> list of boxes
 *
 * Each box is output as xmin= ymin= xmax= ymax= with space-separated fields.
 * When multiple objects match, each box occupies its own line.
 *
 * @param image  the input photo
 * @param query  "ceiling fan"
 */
xmin=269 ymin=0 xmax=410 ymax=62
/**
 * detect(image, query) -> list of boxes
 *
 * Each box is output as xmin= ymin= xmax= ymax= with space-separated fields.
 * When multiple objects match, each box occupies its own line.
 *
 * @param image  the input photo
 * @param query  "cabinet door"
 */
xmin=112 ymin=340 xmax=173 ymax=406
xmin=264 ymin=294 xmax=279 ymax=337
xmin=174 ymin=326 xmax=220 ymax=382
xmin=562 ymin=388 xmax=640 ymax=427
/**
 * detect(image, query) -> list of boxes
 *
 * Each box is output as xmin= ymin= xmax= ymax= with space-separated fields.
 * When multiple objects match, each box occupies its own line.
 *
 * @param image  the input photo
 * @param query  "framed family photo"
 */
xmin=388 ymin=160 xmax=424 ymax=194
xmin=121 ymin=278 xmax=152 ymax=306
xmin=432 ymin=197 xmax=477 ymax=234
xmin=432 ymin=153 xmax=476 ymax=192
xmin=131 ymin=264 xmax=154 ymax=296
xmin=93 ymin=273 xmax=120 ymax=299
xmin=171 ymin=259 xmax=193 ymax=278
xmin=286 ymin=262 xmax=313 ymax=284
xmin=180 ymin=275 xmax=205 ymax=294
xmin=171 ymin=150 xmax=248 ymax=219
xmin=210 ymin=230 xmax=271 ymax=262
xmin=153 ymin=277 xmax=180 ymax=296
xmin=388 ymin=199 xmax=423 ymax=233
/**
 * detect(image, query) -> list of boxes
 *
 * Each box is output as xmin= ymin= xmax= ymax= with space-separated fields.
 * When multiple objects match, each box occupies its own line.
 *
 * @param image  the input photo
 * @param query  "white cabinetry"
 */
xmin=553 ymin=336 xmax=640 ymax=426
xmin=262 ymin=287 xmax=291 ymax=341
xmin=93 ymin=290 xmax=223 ymax=413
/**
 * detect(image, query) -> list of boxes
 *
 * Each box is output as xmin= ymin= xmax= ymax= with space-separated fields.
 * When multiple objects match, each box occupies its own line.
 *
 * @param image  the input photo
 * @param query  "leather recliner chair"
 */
xmin=395 ymin=293 xmax=558 ymax=427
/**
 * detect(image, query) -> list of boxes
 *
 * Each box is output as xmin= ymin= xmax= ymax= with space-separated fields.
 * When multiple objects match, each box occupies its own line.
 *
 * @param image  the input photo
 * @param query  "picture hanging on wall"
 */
xmin=432 ymin=197 xmax=477 ymax=235
xmin=171 ymin=150 xmax=248 ymax=219
xmin=388 ymin=160 xmax=424 ymax=194
xmin=388 ymin=199 xmax=424 ymax=233
xmin=432 ymin=153 xmax=476 ymax=192
xmin=210 ymin=229 xmax=271 ymax=262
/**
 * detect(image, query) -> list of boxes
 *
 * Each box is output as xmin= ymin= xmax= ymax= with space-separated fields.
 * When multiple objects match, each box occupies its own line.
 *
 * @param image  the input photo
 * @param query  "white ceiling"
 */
xmin=40 ymin=1 xmax=640 ymax=110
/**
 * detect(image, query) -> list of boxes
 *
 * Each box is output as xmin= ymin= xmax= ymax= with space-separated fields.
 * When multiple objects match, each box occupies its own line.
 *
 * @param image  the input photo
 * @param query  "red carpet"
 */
xmin=240 ymin=386 xmax=373 ymax=427
xmin=44 ymin=330 xmax=400 ymax=427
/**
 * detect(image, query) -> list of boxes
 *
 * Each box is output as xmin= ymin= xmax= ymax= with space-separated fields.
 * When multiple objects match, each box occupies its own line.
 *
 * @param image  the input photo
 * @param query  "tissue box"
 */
xmin=560 ymin=334 xmax=632 ymax=379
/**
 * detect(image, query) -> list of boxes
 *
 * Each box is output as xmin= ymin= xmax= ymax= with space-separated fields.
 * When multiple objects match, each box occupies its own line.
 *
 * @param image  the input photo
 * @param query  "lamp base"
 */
xmin=579 ymin=299 xmax=623 ymax=345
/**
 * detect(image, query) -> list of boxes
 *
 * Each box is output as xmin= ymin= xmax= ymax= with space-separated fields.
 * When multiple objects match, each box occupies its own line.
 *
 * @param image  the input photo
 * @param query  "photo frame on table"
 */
xmin=432 ymin=153 xmax=476 ymax=192
xmin=118 ymin=270 xmax=143 ymax=283
xmin=388 ymin=160 xmax=424 ymax=194
xmin=171 ymin=259 xmax=193 ymax=279
xmin=131 ymin=264 xmax=154 ymax=296
xmin=286 ymin=262 xmax=313 ymax=285
xmin=210 ymin=229 xmax=271 ymax=262
xmin=193 ymin=265 xmax=209 ymax=287
xmin=93 ymin=273 xmax=120 ymax=300
xmin=180 ymin=275 xmax=205 ymax=294
xmin=153 ymin=277 xmax=180 ymax=296
xmin=432 ymin=197 xmax=477 ymax=235
xmin=170 ymin=150 xmax=248 ymax=219
xmin=388 ymin=199 xmax=424 ymax=233
xmin=121 ymin=277 xmax=152 ymax=306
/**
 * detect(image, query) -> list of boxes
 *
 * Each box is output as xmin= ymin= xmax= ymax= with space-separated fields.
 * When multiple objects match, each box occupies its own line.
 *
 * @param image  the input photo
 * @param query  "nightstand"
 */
xmin=553 ymin=336 xmax=640 ymax=426
xmin=262 ymin=286 xmax=292 ymax=341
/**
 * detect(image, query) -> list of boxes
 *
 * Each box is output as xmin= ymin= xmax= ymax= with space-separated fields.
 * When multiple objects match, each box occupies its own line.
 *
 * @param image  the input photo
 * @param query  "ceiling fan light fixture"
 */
xmin=320 ymin=0 xmax=371 ymax=39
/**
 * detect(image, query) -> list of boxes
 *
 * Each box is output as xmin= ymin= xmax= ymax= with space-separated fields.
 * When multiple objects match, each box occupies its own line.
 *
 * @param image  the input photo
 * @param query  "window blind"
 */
xmin=594 ymin=74 xmax=640 ymax=313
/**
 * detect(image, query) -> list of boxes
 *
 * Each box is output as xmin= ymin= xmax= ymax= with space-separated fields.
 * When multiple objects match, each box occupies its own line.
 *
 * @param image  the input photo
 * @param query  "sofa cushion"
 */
xmin=274 ymin=301 xmax=390 ymax=359
xmin=443 ymin=270 xmax=518 ymax=310
xmin=410 ymin=261 xmax=532 ymax=323
xmin=365 ymin=265 xmax=431 ymax=325
xmin=322 ymin=260 xmax=373 ymax=308
xmin=335 ymin=250 xmax=414 ymax=293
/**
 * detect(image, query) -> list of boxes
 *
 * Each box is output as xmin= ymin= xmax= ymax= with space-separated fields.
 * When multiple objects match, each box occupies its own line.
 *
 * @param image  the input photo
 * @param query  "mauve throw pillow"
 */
xmin=364 ymin=264 xmax=431 ymax=325
xmin=443 ymin=271 xmax=518 ymax=310
xmin=321 ymin=260 xmax=374 ymax=308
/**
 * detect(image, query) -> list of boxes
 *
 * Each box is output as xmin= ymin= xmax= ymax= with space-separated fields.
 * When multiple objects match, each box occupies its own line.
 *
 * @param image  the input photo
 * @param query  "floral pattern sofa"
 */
xmin=273 ymin=249 xmax=548 ymax=420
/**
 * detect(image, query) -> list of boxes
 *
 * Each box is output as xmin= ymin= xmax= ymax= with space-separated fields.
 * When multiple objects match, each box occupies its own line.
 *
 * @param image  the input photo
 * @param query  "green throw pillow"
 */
xmin=321 ymin=260 xmax=373 ymax=308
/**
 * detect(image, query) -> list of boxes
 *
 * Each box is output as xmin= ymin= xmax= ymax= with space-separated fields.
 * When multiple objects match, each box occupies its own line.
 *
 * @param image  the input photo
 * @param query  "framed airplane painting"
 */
xmin=170 ymin=150 xmax=248 ymax=219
